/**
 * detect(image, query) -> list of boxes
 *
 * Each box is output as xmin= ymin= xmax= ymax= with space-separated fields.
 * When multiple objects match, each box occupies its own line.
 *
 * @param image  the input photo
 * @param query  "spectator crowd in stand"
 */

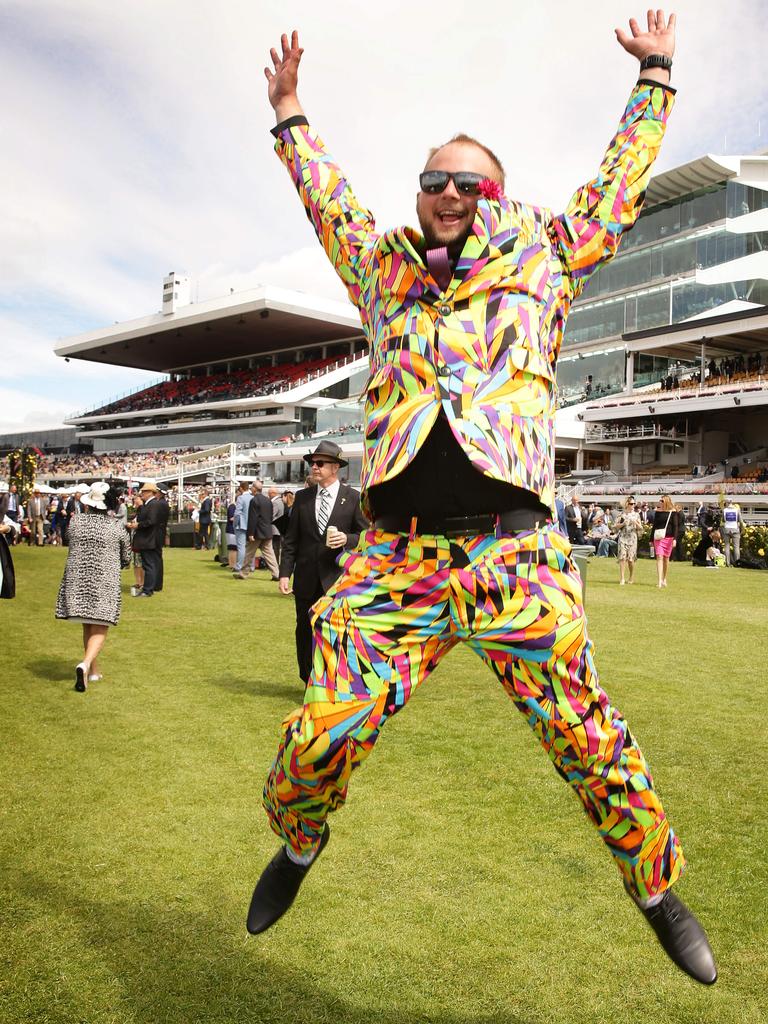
xmin=649 ymin=348 xmax=767 ymax=395
xmin=34 ymin=448 xmax=215 ymax=480
xmin=83 ymin=356 xmax=339 ymax=417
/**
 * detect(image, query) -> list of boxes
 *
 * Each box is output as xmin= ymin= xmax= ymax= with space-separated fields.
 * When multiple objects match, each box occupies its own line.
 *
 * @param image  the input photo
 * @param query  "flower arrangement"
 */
xmin=638 ymin=523 xmax=768 ymax=562
xmin=478 ymin=179 xmax=503 ymax=201
xmin=7 ymin=448 xmax=37 ymax=501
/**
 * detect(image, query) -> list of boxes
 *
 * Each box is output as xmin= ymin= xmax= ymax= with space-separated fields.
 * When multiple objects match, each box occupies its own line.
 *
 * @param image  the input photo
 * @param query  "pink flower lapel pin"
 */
xmin=478 ymin=179 xmax=503 ymax=201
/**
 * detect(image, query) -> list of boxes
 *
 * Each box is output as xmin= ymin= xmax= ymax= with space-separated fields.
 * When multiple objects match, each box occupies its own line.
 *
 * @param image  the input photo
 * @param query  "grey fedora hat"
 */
xmin=303 ymin=440 xmax=348 ymax=468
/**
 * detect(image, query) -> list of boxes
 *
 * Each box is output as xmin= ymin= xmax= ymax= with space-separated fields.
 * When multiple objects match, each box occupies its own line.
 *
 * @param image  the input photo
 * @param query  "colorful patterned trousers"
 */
xmin=263 ymin=525 xmax=685 ymax=899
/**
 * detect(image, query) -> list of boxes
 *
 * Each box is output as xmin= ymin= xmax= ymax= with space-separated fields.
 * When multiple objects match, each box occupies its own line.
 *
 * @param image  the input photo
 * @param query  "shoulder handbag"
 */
xmin=653 ymin=512 xmax=672 ymax=543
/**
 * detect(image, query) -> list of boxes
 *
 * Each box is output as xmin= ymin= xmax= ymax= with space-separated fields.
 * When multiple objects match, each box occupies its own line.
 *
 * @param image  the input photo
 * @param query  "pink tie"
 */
xmin=426 ymin=246 xmax=452 ymax=292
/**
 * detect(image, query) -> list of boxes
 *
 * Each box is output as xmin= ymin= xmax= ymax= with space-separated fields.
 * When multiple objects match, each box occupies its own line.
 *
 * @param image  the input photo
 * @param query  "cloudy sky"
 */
xmin=1 ymin=0 xmax=766 ymax=435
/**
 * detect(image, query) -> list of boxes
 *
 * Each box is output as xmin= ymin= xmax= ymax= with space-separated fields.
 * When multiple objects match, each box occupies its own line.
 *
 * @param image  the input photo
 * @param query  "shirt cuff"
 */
xmin=637 ymin=77 xmax=677 ymax=95
xmin=271 ymin=115 xmax=310 ymax=137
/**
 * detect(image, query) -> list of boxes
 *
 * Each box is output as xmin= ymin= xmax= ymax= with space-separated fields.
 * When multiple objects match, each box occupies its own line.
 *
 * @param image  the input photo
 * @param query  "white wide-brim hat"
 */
xmin=80 ymin=481 xmax=110 ymax=510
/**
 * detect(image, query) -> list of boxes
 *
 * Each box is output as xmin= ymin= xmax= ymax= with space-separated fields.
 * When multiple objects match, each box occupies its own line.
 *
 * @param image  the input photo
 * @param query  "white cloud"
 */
xmin=0 ymin=0 xmax=766 ymax=433
xmin=196 ymin=246 xmax=350 ymax=306
xmin=0 ymin=315 xmax=156 ymax=433
xmin=0 ymin=384 xmax=78 ymax=434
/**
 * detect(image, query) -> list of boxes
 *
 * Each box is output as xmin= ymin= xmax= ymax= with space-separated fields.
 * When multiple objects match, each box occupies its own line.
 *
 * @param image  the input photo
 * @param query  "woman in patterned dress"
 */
xmin=55 ymin=482 xmax=132 ymax=692
xmin=615 ymin=496 xmax=643 ymax=585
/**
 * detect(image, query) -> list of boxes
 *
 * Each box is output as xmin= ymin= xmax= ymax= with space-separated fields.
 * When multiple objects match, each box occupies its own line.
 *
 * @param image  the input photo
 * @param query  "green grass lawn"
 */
xmin=1 ymin=545 xmax=766 ymax=1024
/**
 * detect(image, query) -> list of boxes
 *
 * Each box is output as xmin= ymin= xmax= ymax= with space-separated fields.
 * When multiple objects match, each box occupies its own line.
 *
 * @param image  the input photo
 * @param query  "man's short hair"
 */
xmin=425 ymin=133 xmax=505 ymax=187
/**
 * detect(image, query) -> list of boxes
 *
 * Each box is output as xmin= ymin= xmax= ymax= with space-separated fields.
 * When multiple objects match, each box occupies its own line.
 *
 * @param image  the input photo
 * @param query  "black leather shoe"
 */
xmin=246 ymin=825 xmax=330 ymax=935
xmin=634 ymin=889 xmax=717 ymax=985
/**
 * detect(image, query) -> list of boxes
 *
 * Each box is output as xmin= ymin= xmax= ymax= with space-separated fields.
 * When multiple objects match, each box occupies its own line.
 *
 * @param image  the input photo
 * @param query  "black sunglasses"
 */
xmin=308 ymin=459 xmax=336 ymax=467
xmin=419 ymin=170 xmax=484 ymax=195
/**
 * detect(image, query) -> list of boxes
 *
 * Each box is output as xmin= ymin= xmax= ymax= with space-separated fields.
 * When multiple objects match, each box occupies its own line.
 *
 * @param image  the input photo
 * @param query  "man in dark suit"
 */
xmin=279 ymin=441 xmax=368 ymax=683
xmin=1 ymin=483 xmax=20 ymax=523
xmin=564 ymin=496 xmax=586 ymax=544
xmin=196 ymin=489 xmax=213 ymax=550
xmin=235 ymin=480 xmax=280 ymax=580
xmin=129 ymin=480 xmax=169 ymax=597
xmin=63 ymin=488 xmax=84 ymax=546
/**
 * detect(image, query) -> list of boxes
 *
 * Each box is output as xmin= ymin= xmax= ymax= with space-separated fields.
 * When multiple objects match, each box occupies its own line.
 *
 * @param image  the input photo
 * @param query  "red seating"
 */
xmin=87 ymin=357 xmax=339 ymax=416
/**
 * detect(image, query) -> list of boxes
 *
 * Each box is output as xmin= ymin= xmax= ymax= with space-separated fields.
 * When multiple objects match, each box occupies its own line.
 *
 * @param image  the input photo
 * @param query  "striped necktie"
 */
xmin=317 ymin=488 xmax=331 ymax=535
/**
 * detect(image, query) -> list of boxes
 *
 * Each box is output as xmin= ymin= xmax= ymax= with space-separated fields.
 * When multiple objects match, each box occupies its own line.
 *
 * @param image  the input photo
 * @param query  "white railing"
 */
xmin=67 ymin=376 xmax=169 ymax=419
xmin=585 ymin=423 xmax=680 ymax=443
xmin=35 ymin=443 xmax=263 ymax=484
xmin=586 ymin=373 xmax=768 ymax=411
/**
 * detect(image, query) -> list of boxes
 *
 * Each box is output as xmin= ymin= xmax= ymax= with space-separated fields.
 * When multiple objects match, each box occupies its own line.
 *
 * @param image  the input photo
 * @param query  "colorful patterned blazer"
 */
xmin=273 ymin=82 xmax=675 ymax=516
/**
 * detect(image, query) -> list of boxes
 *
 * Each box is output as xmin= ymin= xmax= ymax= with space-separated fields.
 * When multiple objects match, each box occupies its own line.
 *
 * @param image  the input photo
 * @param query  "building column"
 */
xmin=700 ymin=341 xmax=706 ymax=384
xmin=623 ymin=445 xmax=630 ymax=476
xmin=575 ymin=446 xmax=584 ymax=472
xmin=625 ymin=350 xmax=635 ymax=393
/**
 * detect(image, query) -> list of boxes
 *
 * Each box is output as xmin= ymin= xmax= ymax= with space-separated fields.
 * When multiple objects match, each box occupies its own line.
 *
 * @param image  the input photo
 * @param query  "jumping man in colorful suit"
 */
xmin=247 ymin=14 xmax=717 ymax=985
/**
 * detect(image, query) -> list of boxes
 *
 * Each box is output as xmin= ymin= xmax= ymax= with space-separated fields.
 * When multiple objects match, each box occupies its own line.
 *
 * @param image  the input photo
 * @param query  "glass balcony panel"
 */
xmin=727 ymin=181 xmax=768 ymax=217
xmin=636 ymin=289 xmax=669 ymax=330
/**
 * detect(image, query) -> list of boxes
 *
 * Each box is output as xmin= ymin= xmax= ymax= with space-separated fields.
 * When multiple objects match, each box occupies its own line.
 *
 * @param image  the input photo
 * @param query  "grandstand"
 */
xmin=56 ymin=285 xmax=369 ymax=458
xmin=577 ymin=304 xmax=768 ymax=478
xmin=43 ymin=146 xmax=767 ymax=508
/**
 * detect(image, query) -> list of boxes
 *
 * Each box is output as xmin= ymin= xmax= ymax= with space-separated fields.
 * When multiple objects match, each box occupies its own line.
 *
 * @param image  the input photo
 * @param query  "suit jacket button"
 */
xmin=438 ymin=303 xmax=451 ymax=316
xmin=438 ymin=366 xmax=451 ymax=377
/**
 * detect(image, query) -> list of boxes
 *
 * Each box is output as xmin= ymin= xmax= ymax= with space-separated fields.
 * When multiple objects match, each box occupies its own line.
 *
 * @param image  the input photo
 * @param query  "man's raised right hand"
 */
xmin=264 ymin=30 xmax=305 ymax=122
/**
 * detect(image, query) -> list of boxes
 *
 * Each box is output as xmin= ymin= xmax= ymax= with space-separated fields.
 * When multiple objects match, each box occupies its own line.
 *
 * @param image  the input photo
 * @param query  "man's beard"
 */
xmin=417 ymin=210 xmax=473 ymax=255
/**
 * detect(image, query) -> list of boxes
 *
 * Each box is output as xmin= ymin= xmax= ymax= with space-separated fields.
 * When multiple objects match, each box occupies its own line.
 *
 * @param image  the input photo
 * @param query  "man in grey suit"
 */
xmin=232 ymin=481 xmax=253 ymax=575
xmin=235 ymin=480 xmax=280 ymax=580
xmin=279 ymin=441 xmax=368 ymax=683
xmin=268 ymin=486 xmax=285 ymax=564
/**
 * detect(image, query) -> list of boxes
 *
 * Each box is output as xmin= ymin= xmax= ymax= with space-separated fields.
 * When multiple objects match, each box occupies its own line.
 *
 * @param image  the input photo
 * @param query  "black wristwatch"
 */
xmin=639 ymin=53 xmax=673 ymax=73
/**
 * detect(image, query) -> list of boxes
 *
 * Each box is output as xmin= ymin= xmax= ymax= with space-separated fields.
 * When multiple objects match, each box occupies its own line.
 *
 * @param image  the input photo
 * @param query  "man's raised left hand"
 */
xmin=616 ymin=9 xmax=676 ymax=62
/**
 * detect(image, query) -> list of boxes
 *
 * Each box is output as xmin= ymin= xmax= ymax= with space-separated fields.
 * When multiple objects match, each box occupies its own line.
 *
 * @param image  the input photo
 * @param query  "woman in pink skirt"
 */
xmin=651 ymin=494 xmax=680 ymax=588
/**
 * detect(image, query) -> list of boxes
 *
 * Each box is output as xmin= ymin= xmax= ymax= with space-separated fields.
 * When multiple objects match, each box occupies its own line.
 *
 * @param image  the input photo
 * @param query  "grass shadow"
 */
xmin=210 ymin=674 xmax=302 ymax=705
xmin=26 ymin=657 xmax=74 ymax=683
xmin=2 ymin=865 xmax=536 ymax=1024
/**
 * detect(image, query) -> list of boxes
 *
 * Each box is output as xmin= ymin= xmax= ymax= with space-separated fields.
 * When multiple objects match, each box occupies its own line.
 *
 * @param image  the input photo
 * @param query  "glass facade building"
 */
xmin=558 ymin=166 xmax=768 ymax=404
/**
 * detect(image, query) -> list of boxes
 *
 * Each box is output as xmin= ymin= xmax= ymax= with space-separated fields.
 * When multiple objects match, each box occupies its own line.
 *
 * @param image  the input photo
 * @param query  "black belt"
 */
xmin=373 ymin=509 xmax=545 ymax=538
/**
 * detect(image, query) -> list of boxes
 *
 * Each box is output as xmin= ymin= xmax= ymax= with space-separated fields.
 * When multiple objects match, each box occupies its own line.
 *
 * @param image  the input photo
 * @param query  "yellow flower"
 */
xmin=759 ymin=548 xmax=765 ymax=557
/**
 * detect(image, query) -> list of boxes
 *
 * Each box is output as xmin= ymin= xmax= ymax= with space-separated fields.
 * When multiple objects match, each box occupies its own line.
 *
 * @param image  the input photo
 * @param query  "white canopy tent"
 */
xmin=175 ymin=443 xmax=237 ymax=522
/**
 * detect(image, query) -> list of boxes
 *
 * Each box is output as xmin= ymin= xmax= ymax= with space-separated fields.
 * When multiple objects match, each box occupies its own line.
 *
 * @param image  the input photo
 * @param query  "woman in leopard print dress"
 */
xmin=56 ymin=482 xmax=131 ymax=691
xmin=614 ymin=495 xmax=644 ymax=585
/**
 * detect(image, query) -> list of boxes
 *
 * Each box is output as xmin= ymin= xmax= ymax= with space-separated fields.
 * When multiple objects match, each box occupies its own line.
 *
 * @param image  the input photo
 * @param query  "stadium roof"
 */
xmin=54 ymin=286 xmax=364 ymax=373
xmin=645 ymin=152 xmax=768 ymax=207
xmin=623 ymin=304 xmax=768 ymax=360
